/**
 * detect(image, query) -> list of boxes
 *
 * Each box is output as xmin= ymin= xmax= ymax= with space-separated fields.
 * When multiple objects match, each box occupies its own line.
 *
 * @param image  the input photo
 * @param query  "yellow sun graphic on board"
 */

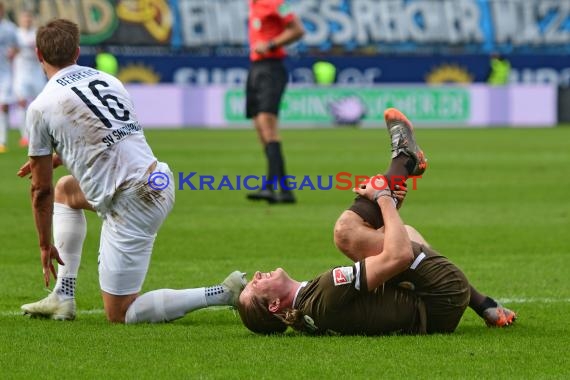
xmin=425 ymin=64 xmax=474 ymax=84
xmin=118 ymin=64 xmax=161 ymax=83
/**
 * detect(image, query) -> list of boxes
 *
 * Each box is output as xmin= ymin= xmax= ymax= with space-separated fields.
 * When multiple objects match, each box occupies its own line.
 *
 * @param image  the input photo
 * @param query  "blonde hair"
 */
xmin=237 ymin=296 xmax=325 ymax=335
xmin=237 ymin=295 xmax=287 ymax=334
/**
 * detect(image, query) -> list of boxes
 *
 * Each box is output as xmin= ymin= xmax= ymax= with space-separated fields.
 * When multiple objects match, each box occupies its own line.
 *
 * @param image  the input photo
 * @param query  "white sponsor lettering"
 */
xmin=174 ymin=0 xmax=569 ymax=49
xmin=511 ymin=68 xmax=570 ymax=86
xmin=173 ymin=66 xmax=382 ymax=85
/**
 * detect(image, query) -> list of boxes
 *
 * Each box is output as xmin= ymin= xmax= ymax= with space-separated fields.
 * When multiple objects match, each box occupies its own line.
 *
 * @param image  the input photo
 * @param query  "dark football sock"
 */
xmin=470 ymin=294 xmax=498 ymax=318
xmin=348 ymin=196 xmax=383 ymax=229
xmin=347 ymin=153 xmax=412 ymax=229
xmin=384 ymin=153 xmax=415 ymax=186
xmin=262 ymin=144 xmax=273 ymax=191
xmin=266 ymin=141 xmax=290 ymax=192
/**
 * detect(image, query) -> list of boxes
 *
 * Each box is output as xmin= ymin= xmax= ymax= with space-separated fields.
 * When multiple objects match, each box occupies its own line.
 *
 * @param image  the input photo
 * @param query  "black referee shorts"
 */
xmin=246 ymin=59 xmax=288 ymax=118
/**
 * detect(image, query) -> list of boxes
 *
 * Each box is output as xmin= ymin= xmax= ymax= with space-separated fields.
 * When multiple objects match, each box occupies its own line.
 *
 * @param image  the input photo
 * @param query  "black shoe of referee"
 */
xmin=246 ymin=189 xmax=296 ymax=204
xmin=270 ymin=191 xmax=296 ymax=204
xmin=246 ymin=189 xmax=274 ymax=201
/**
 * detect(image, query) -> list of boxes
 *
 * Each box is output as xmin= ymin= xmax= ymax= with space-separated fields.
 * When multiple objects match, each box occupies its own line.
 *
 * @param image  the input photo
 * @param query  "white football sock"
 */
xmin=124 ymin=285 xmax=234 ymax=324
xmin=125 ymin=288 xmax=207 ymax=323
xmin=53 ymin=203 xmax=86 ymax=300
xmin=0 ymin=111 xmax=8 ymax=145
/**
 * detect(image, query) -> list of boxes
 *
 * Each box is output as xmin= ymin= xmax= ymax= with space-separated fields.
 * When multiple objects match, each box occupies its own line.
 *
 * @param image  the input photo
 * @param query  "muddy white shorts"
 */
xmin=98 ymin=162 xmax=175 ymax=295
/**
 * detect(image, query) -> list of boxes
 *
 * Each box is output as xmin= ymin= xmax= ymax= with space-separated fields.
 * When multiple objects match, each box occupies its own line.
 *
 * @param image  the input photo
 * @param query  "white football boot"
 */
xmin=21 ymin=292 xmax=76 ymax=321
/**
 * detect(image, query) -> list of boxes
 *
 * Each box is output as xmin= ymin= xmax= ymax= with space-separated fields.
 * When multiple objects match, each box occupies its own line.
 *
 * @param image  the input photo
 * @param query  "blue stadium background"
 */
xmin=7 ymin=0 xmax=569 ymax=86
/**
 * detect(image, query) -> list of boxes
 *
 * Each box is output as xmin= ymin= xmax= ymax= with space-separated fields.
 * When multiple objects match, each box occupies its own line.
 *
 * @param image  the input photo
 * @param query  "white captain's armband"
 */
xmin=410 ymin=252 xmax=427 ymax=270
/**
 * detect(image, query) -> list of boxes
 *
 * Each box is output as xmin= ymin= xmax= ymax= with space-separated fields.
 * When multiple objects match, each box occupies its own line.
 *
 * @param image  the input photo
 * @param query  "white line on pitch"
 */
xmin=0 ymin=306 xmax=236 ymax=317
xmin=499 ymin=298 xmax=570 ymax=304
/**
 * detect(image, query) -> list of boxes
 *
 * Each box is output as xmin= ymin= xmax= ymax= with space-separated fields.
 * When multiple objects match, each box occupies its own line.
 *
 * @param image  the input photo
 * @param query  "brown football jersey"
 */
xmin=293 ymin=262 xmax=427 ymax=335
xmin=293 ymin=242 xmax=470 ymax=335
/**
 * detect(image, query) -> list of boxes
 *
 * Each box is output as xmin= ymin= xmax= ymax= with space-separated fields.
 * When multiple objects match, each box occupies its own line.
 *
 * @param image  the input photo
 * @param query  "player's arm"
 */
xmin=30 ymin=155 xmax=53 ymax=247
xmin=272 ymin=15 xmax=304 ymax=48
xmin=256 ymin=14 xmax=305 ymax=54
xmin=354 ymin=177 xmax=414 ymax=290
xmin=29 ymin=155 xmax=63 ymax=287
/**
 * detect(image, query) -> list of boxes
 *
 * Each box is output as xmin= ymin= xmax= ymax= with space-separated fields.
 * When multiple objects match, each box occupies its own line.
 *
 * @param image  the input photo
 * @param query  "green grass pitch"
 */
xmin=0 ymin=126 xmax=569 ymax=379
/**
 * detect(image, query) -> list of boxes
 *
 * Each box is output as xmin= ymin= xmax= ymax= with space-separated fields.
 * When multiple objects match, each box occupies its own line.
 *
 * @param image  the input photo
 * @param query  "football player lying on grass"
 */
xmin=237 ymin=108 xmax=516 ymax=335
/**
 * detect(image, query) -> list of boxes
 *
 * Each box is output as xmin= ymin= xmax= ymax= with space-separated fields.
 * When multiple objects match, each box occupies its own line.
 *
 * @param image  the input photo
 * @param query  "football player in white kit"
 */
xmin=13 ymin=10 xmax=46 ymax=147
xmin=0 ymin=2 xmax=18 ymax=153
xmin=18 ymin=19 xmax=246 ymax=323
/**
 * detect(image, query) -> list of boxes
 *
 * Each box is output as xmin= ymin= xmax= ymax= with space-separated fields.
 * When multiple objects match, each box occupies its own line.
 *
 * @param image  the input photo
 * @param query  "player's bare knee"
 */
xmin=54 ymin=175 xmax=91 ymax=210
xmin=103 ymin=293 xmax=137 ymax=324
xmin=54 ymin=175 xmax=76 ymax=205
xmin=334 ymin=212 xmax=355 ymax=254
xmin=104 ymin=302 xmax=130 ymax=324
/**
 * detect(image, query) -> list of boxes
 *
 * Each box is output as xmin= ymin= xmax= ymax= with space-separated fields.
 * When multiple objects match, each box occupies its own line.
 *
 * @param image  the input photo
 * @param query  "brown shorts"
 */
xmin=390 ymin=251 xmax=471 ymax=334
xmin=348 ymin=196 xmax=383 ymax=229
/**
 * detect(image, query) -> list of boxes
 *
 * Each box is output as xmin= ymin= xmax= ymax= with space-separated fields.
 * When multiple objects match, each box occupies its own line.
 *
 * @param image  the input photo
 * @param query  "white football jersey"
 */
xmin=0 ymin=18 xmax=17 ymax=74
xmin=27 ymin=64 xmax=157 ymax=212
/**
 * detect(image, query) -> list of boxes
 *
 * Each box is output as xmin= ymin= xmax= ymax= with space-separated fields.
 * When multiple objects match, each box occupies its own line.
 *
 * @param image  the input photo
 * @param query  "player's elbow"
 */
xmin=31 ymin=184 xmax=53 ymax=202
xmin=387 ymin=246 xmax=414 ymax=272
xmin=296 ymin=25 xmax=305 ymax=40
xmin=297 ymin=24 xmax=305 ymax=38
xmin=291 ymin=18 xmax=305 ymax=40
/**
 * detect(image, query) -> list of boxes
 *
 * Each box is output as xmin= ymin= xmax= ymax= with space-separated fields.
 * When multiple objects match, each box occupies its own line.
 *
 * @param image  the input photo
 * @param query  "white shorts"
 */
xmin=0 ymin=71 xmax=12 ymax=104
xmin=98 ymin=162 xmax=175 ymax=295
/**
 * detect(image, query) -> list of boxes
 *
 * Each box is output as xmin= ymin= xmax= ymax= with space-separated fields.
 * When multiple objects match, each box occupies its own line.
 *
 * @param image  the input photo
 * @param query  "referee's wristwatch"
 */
xmin=268 ymin=40 xmax=278 ymax=51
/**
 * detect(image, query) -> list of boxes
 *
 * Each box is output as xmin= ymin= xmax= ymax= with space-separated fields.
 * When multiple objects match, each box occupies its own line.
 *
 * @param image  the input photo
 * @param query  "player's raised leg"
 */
xmin=334 ymin=108 xmax=427 ymax=260
xmin=384 ymin=107 xmax=427 ymax=177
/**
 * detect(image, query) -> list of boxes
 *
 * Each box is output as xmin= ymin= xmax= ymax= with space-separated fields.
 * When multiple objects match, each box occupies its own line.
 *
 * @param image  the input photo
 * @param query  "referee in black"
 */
xmin=245 ymin=0 xmax=304 ymax=204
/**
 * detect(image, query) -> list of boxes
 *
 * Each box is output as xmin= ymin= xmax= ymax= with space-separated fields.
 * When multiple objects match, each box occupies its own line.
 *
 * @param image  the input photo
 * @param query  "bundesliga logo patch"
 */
xmin=333 ymin=267 xmax=354 ymax=286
